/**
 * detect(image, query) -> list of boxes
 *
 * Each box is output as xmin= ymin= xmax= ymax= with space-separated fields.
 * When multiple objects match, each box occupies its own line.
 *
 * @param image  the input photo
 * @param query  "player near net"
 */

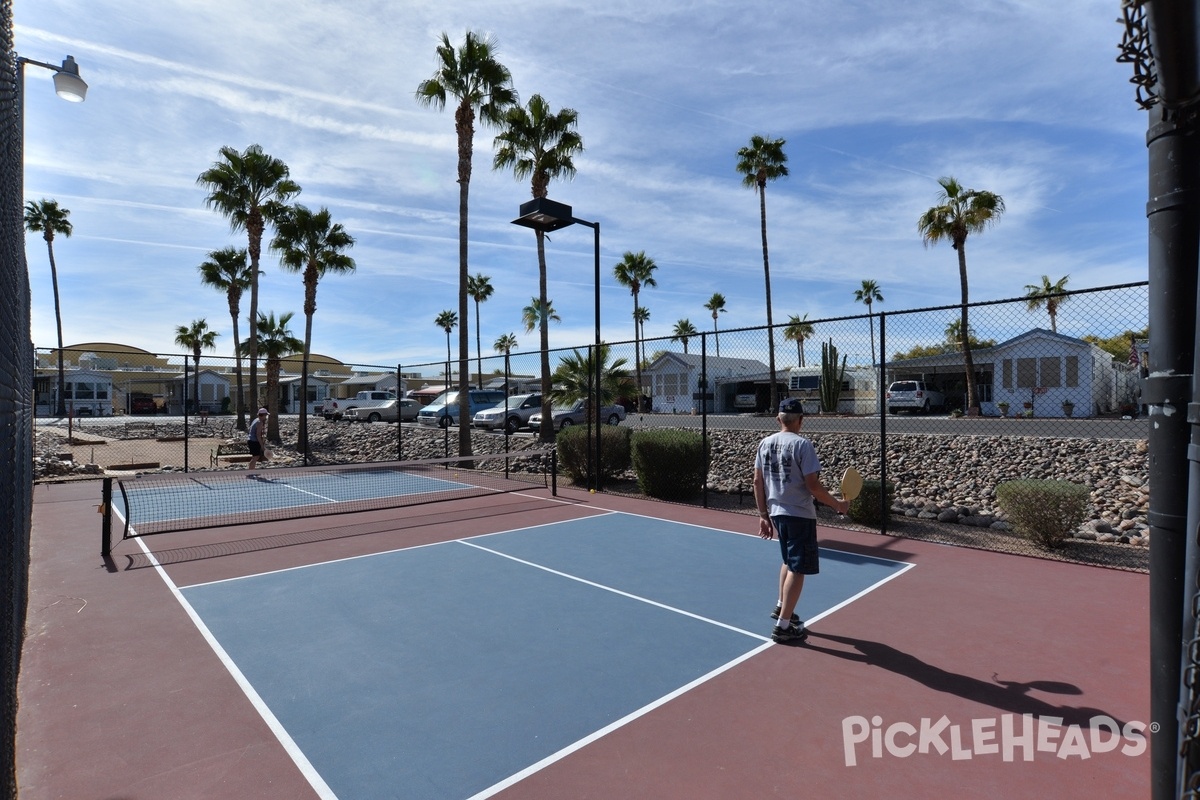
xmin=753 ymin=397 xmax=850 ymax=644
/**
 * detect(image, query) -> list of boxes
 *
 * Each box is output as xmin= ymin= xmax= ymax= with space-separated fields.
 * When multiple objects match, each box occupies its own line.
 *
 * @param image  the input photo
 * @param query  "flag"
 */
xmin=1128 ymin=338 xmax=1141 ymax=368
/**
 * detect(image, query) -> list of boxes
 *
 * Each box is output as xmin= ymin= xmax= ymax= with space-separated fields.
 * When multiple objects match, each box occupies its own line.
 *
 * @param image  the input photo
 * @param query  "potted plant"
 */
xmin=997 ymin=401 xmax=1009 ymax=417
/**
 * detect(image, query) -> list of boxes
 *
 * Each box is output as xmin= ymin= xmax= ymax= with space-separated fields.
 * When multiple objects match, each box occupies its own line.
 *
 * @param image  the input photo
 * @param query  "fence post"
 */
xmin=701 ymin=332 xmax=708 ymax=509
xmin=878 ymin=312 xmax=888 ymax=535
xmin=100 ymin=478 xmax=112 ymax=557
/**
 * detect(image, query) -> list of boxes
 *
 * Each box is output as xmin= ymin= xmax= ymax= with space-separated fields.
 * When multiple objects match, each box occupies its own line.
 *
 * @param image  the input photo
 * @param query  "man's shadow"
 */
xmin=803 ymin=631 xmax=1126 ymax=728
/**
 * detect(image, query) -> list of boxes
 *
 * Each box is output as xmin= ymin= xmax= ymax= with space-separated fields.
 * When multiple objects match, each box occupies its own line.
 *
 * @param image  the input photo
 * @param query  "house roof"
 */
xmin=887 ymin=327 xmax=1112 ymax=369
xmin=646 ymin=351 xmax=768 ymax=373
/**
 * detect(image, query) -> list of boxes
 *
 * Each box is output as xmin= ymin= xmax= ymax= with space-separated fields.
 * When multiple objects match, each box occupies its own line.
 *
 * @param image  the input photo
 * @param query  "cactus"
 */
xmin=819 ymin=338 xmax=848 ymax=413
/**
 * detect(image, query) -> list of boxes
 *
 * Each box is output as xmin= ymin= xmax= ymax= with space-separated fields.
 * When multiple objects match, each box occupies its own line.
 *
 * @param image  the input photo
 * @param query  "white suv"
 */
xmin=886 ymin=381 xmax=945 ymax=415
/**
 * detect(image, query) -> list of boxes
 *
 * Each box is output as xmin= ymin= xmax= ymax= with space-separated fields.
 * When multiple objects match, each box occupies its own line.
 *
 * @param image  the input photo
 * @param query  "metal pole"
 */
xmin=701 ymin=333 xmax=708 ymax=509
xmin=879 ymin=312 xmax=888 ymax=535
xmin=593 ymin=220 xmax=602 ymax=491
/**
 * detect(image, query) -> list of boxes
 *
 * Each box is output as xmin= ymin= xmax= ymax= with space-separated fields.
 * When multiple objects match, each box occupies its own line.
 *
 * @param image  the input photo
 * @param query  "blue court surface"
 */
xmin=175 ymin=511 xmax=911 ymax=800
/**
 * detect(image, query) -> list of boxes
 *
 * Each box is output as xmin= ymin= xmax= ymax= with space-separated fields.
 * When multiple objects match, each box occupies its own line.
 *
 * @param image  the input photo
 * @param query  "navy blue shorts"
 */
xmin=773 ymin=515 xmax=819 ymax=575
xmin=248 ymin=440 xmax=264 ymax=457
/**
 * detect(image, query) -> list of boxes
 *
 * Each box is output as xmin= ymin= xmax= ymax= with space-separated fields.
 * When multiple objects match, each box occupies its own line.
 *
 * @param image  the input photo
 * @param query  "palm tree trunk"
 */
xmin=266 ymin=360 xmax=281 ymax=443
xmin=247 ymin=213 xmax=263 ymax=414
xmin=456 ymin=132 xmax=473 ymax=459
xmin=957 ymin=243 xmax=980 ymax=413
xmin=537 ymin=229 xmax=553 ymax=444
xmin=229 ymin=302 xmax=246 ymax=431
xmin=300 ymin=312 xmax=313 ymax=455
xmin=758 ymin=184 xmax=777 ymax=412
xmin=712 ymin=313 xmax=721 ymax=358
xmin=47 ymin=241 xmax=67 ymax=416
xmin=192 ymin=349 xmax=201 ymax=414
xmin=633 ymin=294 xmax=644 ymax=412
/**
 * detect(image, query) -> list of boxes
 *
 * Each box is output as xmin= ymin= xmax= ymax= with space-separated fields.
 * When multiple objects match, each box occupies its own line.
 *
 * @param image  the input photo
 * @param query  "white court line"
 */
xmin=132 ymin=534 xmax=339 ymax=800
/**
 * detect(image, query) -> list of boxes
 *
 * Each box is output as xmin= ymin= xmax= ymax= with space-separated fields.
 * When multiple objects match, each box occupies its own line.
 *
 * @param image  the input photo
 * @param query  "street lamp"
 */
xmin=16 ymin=54 xmax=87 ymax=419
xmin=512 ymin=197 xmax=603 ymax=489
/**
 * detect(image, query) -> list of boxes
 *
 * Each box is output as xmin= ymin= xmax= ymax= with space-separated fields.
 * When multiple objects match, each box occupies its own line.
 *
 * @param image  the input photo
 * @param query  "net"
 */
xmin=112 ymin=448 xmax=556 ymax=539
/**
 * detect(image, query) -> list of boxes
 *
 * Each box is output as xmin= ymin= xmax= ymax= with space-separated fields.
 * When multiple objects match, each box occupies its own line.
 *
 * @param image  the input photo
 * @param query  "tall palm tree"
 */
xmin=704 ymin=292 xmax=728 ymax=357
xmin=417 ymin=31 xmax=517 ymax=457
xmin=198 ymin=247 xmax=252 ymax=429
xmin=24 ymin=199 xmax=72 ymax=416
xmin=736 ymin=135 xmax=788 ymax=411
xmin=1024 ymin=274 xmax=1069 ymax=333
xmin=671 ymin=319 xmax=698 ymax=354
xmin=242 ymin=311 xmax=302 ymax=444
xmin=493 ymin=93 xmax=583 ymax=443
xmin=783 ymin=313 xmax=815 ymax=368
xmin=918 ymin=176 xmax=1005 ymax=414
xmin=612 ymin=251 xmax=657 ymax=411
xmin=853 ymin=279 xmax=884 ymax=368
xmin=467 ymin=272 xmax=494 ymax=388
xmin=271 ymin=204 xmax=356 ymax=454
xmin=493 ymin=332 xmax=518 ymax=390
xmin=522 ymin=298 xmax=560 ymax=334
xmin=549 ymin=344 xmax=633 ymax=419
xmin=435 ymin=310 xmax=458 ymax=390
xmin=197 ymin=144 xmax=301 ymax=414
xmin=174 ymin=319 xmax=219 ymax=414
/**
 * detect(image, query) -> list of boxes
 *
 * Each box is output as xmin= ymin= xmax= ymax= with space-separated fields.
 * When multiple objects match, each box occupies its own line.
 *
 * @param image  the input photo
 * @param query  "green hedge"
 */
xmin=556 ymin=425 xmax=632 ymax=484
xmin=995 ymin=479 xmax=1090 ymax=549
xmin=630 ymin=429 xmax=708 ymax=500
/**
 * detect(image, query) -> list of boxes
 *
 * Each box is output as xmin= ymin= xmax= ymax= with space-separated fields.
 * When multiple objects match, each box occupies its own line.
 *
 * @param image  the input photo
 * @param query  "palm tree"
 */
xmin=522 ymin=298 xmax=560 ymax=334
xmin=243 ymin=311 xmax=302 ymax=444
xmin=198 ymin=247 xmax=252 ymax=430
xmin=197 ymin=144 xmax=301 ymax=414
xmin=853 ymin=279 xmax=884 ymax=368
xmin=493 ymin=332 xmax=518 ymax=390
xmin=467 ymin=273 xmax=494 ymax=388
xmin=671 ymin=319 xmax=699 ymax=354
xmin=1024 ymin=274 xmax=1070 ymax=333
xmin=704 ymin=292 xmax=728 ymax=357
xmin=24 ymin=199 xmax=72 ymax=416
xmin=549 ymin=344 xmax=633 ymax=421
xmin=736 ymin=135 xmax=788 ymax=411
xmin=417 ymin=31 xmax=517 ymax=457
xmin=174 ymin=320 xmax=219 ymax=414
xmin=918 ymin=176 xmax=1005 ymax=414
xmin=435 ymin=310 xmax=458 ymax=391
xmin=783 ymin=313 xmax=815 ymax=368
xmin=612 ymin=251 xmax=657 ymax=410
xmin=493 ymin=93 xmax=583 ymax=443
xmin=271 ymin=204 xmax=356 ymax=454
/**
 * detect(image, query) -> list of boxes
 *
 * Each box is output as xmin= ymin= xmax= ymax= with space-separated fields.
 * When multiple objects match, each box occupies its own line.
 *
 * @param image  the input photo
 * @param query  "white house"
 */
xmin=887 ymin=328 xmax=1137 ymax=417
xmin=163 ymin=369 xmax=231 ymax=414
xmin=644 ymin=352 xmax=769 ymax=413
xmin=39 ymin=369 xmax=114 ymax=416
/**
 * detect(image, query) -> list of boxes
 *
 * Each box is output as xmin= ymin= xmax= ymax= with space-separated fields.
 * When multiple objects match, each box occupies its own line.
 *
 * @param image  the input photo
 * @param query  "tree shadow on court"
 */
xmin=802 ymin=631 xmax=1128 ymax=728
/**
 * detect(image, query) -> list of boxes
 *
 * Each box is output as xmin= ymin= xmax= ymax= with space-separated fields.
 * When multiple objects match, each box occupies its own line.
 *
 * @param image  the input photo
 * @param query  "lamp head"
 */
xmin=52 ymin=56 xmax=87 ymax=102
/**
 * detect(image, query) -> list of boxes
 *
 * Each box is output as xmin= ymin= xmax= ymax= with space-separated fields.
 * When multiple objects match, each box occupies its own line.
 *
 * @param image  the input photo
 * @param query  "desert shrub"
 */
xmin=556 ymin=424 xmax=632 ymax=484
xmin=630 ymin=429 xmax=707 ymax=500
xmin=995 ymin=479 xmax=1090 ymax=549
xmin=848 ymin=479 xmax=894 ymax=527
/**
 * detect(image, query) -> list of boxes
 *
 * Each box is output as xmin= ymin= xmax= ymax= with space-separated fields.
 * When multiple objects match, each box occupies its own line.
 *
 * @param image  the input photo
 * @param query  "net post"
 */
xmin=100 ymin=478 xmax=112 ymax=557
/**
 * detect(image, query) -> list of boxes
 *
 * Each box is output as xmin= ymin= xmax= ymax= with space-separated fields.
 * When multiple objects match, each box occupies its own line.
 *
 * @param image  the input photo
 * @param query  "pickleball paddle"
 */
xmin=838 ymin=467 xmax=863 ymax=516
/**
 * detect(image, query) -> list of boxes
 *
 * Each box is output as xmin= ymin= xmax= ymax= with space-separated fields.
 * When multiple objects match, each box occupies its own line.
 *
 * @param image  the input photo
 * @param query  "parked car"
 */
xmin=326 ymin=390 xmax=397 ymax=420
xmin=346 ymin=398 xmax=419 ymax=423
xmin=886 ymin=381 xmax=946 ymax=415
xmin=528 ymin=399 xmax=627 ymax=431
xmin=416 ymin=389 xmax=507 ymax=428
xmin=471 ymin=393 xmax=543 ymax=433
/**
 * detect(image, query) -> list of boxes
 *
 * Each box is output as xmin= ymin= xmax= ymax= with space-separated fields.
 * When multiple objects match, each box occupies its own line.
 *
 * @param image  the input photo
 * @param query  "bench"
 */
xmin=211 ymin=441 xmax=252 ymax=467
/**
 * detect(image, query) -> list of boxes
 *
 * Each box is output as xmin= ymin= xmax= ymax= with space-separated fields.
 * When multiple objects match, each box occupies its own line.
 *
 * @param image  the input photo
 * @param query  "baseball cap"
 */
xmin=257 ymin=407 xmax=269 ymax=415
xmin=778 ymin=397 xmax=804 ymax=414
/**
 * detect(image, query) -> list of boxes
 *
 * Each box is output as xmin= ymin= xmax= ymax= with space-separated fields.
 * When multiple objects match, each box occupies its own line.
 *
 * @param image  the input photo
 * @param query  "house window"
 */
xmin=1065 ymin=356 xmax=1079 ymax=388
xmin=790 ymin=376 xmax=819 ymax=391
xmin=1016 ymin=358 xmax=1037 ymax=388
xmin=657 ymin=372 xmax=685 ymax=397
xmin=1039 ymin=357 xmax=1061 ymax=388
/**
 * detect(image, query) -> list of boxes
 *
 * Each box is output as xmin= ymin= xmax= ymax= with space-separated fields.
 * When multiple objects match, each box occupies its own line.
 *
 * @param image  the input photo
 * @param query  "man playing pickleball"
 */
xmin=246 ymin=407 xmax=271 ymax=474
xmin=753 ymin=397 xmax=849 ymax=643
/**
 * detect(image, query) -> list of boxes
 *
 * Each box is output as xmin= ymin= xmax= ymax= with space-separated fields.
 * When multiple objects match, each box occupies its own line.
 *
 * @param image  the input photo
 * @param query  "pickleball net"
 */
xmin=107 ymin=448 xmax=556 ymax=545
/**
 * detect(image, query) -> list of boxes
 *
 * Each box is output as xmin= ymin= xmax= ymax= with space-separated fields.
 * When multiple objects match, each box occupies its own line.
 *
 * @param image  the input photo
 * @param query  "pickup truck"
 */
xmin=528 ymin=399 xmax=627 ymax=432
xmin=323 ymin=390 xmax=396 ymax=421
xmin=885 ymin=381 xmax=945 ymax=415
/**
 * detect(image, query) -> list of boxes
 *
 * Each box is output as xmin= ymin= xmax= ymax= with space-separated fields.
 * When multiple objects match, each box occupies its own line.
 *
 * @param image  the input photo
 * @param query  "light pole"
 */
xmin=512 ymin=197 xmax=602 ymax=489
xmin=17 ymin=54 xmax=87 ymax=417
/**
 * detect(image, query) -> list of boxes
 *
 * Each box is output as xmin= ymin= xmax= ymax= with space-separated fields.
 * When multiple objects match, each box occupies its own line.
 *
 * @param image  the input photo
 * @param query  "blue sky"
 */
xmin=17 ymin=1 xmax=1147 ymax=371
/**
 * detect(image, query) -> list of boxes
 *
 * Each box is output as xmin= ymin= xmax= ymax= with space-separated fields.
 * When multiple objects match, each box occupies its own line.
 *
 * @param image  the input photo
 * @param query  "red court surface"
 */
xmin=18 ymin=479 xmax=1149 ymax=799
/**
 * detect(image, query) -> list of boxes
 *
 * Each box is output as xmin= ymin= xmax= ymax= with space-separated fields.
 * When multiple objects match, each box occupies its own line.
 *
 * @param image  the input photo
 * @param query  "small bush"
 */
xmin=556 ymin=425 xmax=632 ymax=484
xmin=995 ymin=479 xmax=1090 ymax=549
xmin=630 ymin=429 xmax=707 ymax=500
xmin=848 ymin=479 xmax=894 ymax=527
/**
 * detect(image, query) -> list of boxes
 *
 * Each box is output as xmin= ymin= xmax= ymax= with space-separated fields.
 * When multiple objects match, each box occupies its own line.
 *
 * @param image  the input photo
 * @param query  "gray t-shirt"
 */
xmin=754 ymin=430 xmax=822 ymax=519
